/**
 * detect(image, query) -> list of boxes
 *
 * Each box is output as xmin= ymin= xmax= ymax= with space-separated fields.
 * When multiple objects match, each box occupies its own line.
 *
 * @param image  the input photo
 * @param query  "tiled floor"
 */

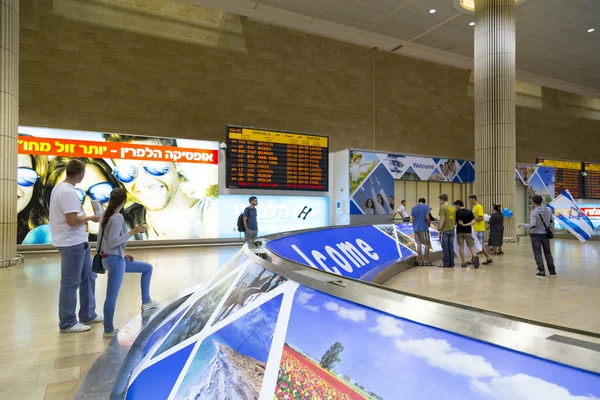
xmin=1 ymin=238 xmax=599 ymax=399
xmin=0 ymin=246 xmax=240 ymax=400
xmin=385 ymin=237 xmax=600 ymax=335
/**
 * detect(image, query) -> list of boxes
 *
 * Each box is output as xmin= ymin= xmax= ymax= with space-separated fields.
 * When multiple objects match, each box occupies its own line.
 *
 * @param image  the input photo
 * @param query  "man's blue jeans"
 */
xmin=441 ymin=231 xmax=456 ymax=267
xmin=57 ymin=242 xmax=97 ymax=329
xmin=103 ymin=255 xmax=153 ymax=333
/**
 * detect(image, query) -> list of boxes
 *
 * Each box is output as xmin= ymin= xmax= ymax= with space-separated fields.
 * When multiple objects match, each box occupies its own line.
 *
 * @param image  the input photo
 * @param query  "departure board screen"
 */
xmin=537 ymin=158 xmax=582 ymax=198
xmin=584 ymin=163 xmax=600 ymax=199
xmin=226 ymin=126 xmax=329 ymax=191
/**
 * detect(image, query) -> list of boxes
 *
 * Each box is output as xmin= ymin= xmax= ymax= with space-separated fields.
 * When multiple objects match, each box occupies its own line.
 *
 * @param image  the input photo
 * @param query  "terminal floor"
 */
xmin=0 ymin=245 xmax=240 ymax=400
xmin=2 ymin=239 xmax=600 ymax=399
xmin=384 ymin=237 xmax=600 ymax=336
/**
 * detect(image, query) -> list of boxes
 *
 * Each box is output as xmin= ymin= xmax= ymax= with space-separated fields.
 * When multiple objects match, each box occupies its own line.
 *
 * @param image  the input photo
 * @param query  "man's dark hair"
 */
xmin=468 ymin=194 xmax=478 ymax=201
xmin=249 ymin=196 xmax=257 ymax=203
xmin=401 ymin=200 xmax=406 ymax=204
xmin=532 ymin=195 xmax=543 ymax=205
xmin=453 ymin=199 xmax=464 ymax=207
xmin=65 ymin=159 xmax=86 ymax=177
xmin=418 ymin=198 xmax=426 ymax=204
xmin=103 ymin=133 xmax=177 ymax=147
xmin=439 ymin=194 xmax=448 ymax=202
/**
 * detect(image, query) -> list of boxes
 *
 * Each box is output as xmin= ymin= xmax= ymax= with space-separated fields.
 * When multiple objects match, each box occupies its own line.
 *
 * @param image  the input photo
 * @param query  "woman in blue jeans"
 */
xmin=98 ymin=188 xmax=159 ymax=337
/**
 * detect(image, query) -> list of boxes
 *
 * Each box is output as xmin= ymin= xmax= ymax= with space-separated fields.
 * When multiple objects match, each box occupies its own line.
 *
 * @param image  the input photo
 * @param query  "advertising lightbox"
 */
xmin=217 ymin=195 xmax=329 ymax=238
xmin=17 ymin=127 xmax=219 ymax=244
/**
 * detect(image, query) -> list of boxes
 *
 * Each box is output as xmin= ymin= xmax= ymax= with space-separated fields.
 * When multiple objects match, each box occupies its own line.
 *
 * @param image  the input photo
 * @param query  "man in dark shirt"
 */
xmin=243 ymin=196 xmax=258 ymax=246
xmin=454 ymin=200 xmax=480 ymax=269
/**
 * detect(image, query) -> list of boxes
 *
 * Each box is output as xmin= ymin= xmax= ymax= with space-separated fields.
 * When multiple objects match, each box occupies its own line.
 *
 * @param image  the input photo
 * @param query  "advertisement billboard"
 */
xmin=217 ymin=195 xmax=329 ymax=238
xmin=126 ymin=254 xmax=600 ymax=400
xmin=17 ymin=127 xmax=219 ymax=244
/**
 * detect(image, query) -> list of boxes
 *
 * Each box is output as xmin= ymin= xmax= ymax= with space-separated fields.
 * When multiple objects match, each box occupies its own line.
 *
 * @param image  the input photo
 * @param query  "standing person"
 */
xmin=437 ymin=194 xmax=456 ymax=268
xmin=411 ymin=198 xmax=432 ymax=266
xmin=454 ymin=200 xmax=480 ymax=268
xmin=520 ymin=195 xmax=556 ymax=277
xmin=359 ymin=189 xmax=375 ymax=215
xmin=243 ymin=196 xmax=259 ymax=245
xmin=468 ymin=195 xmax=493 ymax=265
xmin=488 ymin=204 xmax=505 ymax=255
xmin=49 ymin=159 xmax=102 ymax=333
xmin=394 ymin=200 xmax=411 ymax=222
xmin=98 ymin=188 xmax=159 ymax=338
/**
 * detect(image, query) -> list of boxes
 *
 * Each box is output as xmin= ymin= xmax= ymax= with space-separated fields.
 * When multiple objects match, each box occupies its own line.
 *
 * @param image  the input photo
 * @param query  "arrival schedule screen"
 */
xmin=226 ymin=126 xmax=329 ymax=191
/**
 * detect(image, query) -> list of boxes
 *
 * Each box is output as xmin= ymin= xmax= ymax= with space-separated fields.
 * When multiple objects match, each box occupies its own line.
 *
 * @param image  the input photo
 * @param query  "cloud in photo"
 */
xmin=304 ymin=305 xmax=320 ymax=312
xmin=368 ymin=315 xmax=404 ymax=338
xmin=297 ymin=291 xmax=314 ymax=305
xmin=324 ymin=301 xmax=366 ymax=322
xmin=394 ymin=338 xmax=499 ymax=380
xmin=472 ymin=374 xmax=599 ymax=400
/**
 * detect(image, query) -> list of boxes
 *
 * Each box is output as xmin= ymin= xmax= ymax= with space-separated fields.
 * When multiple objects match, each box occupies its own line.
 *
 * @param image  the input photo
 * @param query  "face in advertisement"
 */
xmin=104 ymin=134 xmax=218 ymax=240
xmin=112 ymin=158 xmax=179 ymax=211
xmin=49 ymin=157 xmax=119 ymax=236
xmin=17 ymin=154 xmax=36 ymax=213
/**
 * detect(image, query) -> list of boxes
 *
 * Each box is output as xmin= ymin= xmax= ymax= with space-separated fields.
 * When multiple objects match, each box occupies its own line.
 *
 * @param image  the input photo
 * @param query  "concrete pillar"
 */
xmin=474 ymin=0 xmax=516 ymax=242
xmin=1 ymin=0 xmax=19 ymax=266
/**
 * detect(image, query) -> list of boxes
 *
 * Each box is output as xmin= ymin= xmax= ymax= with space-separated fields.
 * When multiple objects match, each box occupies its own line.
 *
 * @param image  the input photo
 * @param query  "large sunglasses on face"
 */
xmin=18 ymin=167 xmax=39 ymax=187
xmin=112 ymin=163 xmax=170 ymax=184
xmin=75 ymin=182 xmax=114 ymax=204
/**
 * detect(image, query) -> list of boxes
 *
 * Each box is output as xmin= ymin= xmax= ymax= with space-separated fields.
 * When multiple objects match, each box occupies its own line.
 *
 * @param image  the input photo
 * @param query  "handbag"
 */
xmin=539 ymin=213 xmax=554 ymax=240
xmin=92 ymin=227 xmax=106 ymax=274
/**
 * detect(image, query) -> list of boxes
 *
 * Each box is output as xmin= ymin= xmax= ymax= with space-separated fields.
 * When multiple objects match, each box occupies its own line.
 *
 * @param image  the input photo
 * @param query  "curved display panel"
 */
xmin=120 ymin=226 xmax=600 ymax=400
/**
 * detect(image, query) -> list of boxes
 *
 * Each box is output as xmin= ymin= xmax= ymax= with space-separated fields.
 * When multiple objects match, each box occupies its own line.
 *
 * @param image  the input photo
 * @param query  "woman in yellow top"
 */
xmin=468 ymin=195 xmax=493 ymax=265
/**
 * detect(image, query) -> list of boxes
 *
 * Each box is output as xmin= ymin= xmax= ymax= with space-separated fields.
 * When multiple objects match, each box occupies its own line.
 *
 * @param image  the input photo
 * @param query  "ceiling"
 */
xmin=185 ymin=0 xmax=600 ymax=98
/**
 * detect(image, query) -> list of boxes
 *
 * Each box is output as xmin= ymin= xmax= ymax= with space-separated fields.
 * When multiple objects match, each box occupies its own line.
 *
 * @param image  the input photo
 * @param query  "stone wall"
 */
xmin=19 ymin=0 xmax=600 ymax=163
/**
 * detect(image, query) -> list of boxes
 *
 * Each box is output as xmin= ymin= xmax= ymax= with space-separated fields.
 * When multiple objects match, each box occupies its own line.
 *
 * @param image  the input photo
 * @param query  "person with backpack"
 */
xmin=242 ymin=196 xmax=258 ymax=246
xmin=520 ymin=195 xmax=556 ymax=277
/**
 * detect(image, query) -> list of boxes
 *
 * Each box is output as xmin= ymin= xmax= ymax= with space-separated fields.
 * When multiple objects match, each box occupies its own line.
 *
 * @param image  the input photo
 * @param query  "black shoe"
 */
xmin=473 ymin=257 xmax=480 ymax=269
xmin=437 ymin=264 xmax=454 ymax=268
xmin=536 ymin=271 xmax=546 ymax=277
xmin=549 ymin=271 xmax=557 ymax=276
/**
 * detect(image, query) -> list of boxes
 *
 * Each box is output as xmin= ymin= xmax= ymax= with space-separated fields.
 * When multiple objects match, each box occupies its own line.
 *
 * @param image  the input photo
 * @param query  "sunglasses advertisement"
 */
xmin=17 ymin=127 xmax=220 ymax=245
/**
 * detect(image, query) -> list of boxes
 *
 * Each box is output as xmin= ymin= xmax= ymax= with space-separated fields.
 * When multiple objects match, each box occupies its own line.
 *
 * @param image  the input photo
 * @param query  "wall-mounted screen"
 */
xmin=17 ymin=127 xmax=219 ymax=244
xmin=584 ymin=163 xmax=600 ymax=199
xmin=537 ymin=158 xmax=581 ymax=199
xmin=226 ymin=126 xmax=329 ymax=191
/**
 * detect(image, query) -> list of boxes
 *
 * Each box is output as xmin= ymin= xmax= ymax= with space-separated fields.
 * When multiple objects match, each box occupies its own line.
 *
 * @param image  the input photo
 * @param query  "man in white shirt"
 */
xmin=394 ymin=200 xmax=411 ymax=221
xmin=50 ymin=159 xmax=102 ymax=333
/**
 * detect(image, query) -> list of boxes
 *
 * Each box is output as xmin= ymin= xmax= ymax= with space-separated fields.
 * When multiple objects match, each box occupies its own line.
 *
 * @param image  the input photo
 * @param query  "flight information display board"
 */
xmin=584 ymin=163 xmax=600 ymax=199
xmin=226 ymin=126 xmax=329 ymax=191
xmin=537 ymin=158 xmax=582 ymax=198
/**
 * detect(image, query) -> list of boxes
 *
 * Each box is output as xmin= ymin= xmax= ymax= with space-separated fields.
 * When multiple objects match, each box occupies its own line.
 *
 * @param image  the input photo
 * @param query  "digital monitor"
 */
xmin=226 ymin=126 xmax=329 ymax=191
xmin=537 ymin=158 xmax=582 ymax=198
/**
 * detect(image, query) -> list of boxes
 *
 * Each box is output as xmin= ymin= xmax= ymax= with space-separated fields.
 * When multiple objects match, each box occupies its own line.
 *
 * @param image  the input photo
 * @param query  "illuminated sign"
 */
xmin=226 ymin=125 xmax=329 ymax=191
xmin=217 ymin=195 xmax=329 ymax=238
xmin=581 ymin=208 xmax=600 ymax=218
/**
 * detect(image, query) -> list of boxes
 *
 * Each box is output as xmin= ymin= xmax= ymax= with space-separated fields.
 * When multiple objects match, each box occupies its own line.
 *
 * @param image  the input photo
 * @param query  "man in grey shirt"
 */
xmin=520 ymin=195 xmax=556 ymax=277
xmin=243 ymin=196 xmax=258 ymax=246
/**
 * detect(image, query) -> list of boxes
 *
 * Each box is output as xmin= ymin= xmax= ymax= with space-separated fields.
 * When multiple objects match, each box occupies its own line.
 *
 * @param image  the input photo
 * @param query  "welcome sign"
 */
xmin=265 ymin=225 xmax=415 ymax=281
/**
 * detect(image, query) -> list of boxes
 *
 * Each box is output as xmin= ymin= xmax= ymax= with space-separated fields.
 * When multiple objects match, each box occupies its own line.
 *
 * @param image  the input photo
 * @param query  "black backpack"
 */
xmin=237 ymin=213 xmax=245 ymax=232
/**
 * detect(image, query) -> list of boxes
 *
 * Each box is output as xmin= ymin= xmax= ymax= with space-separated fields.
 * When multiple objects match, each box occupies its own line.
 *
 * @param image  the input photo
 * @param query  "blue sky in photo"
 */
xmin=285 ymin=286 xmax=600 ymax=400
xmin=352 ymin=163 xmax=395 ymax=214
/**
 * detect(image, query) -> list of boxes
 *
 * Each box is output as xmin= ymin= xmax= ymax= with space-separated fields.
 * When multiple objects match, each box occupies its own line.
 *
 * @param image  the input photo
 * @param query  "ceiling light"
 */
xmin=429 ymin=9 xmax=436 ymax=14
xmin=470 ymin=21 xmax=475 ymax=26
xmin=588 ymin=28 xmax=595 ymax=33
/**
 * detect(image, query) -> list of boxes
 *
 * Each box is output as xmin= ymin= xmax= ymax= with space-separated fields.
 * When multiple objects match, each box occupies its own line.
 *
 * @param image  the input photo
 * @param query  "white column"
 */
xmin=1 ymin=0 xmax=19 ymax=266
xmin=474 ymin=0 xmax=516 ymax=242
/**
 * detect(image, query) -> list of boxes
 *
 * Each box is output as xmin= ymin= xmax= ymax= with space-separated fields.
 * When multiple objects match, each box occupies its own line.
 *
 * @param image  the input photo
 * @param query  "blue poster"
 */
xmin=265 ymin=225 xmax=410 ymax=280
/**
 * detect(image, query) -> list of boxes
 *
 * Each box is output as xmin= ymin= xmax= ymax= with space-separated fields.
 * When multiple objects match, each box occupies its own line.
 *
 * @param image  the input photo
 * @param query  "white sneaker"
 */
xmin=60 ymin=322 xmax=91 ymax=333
xmin=141 ymin=301 xmax=160 ymax=312
xmin=103 ymin=329 xmax=119 ymax=339
xmin=81 ymin=315 xmax=104 ymax=325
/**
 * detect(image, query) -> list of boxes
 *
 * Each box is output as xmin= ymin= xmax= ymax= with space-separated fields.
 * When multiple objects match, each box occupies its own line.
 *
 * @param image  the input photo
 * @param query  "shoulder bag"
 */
xmin=539 ymin=213 xmax=554 ymax=240
xmin=92 ymin=226 xmax=106 ymax=274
